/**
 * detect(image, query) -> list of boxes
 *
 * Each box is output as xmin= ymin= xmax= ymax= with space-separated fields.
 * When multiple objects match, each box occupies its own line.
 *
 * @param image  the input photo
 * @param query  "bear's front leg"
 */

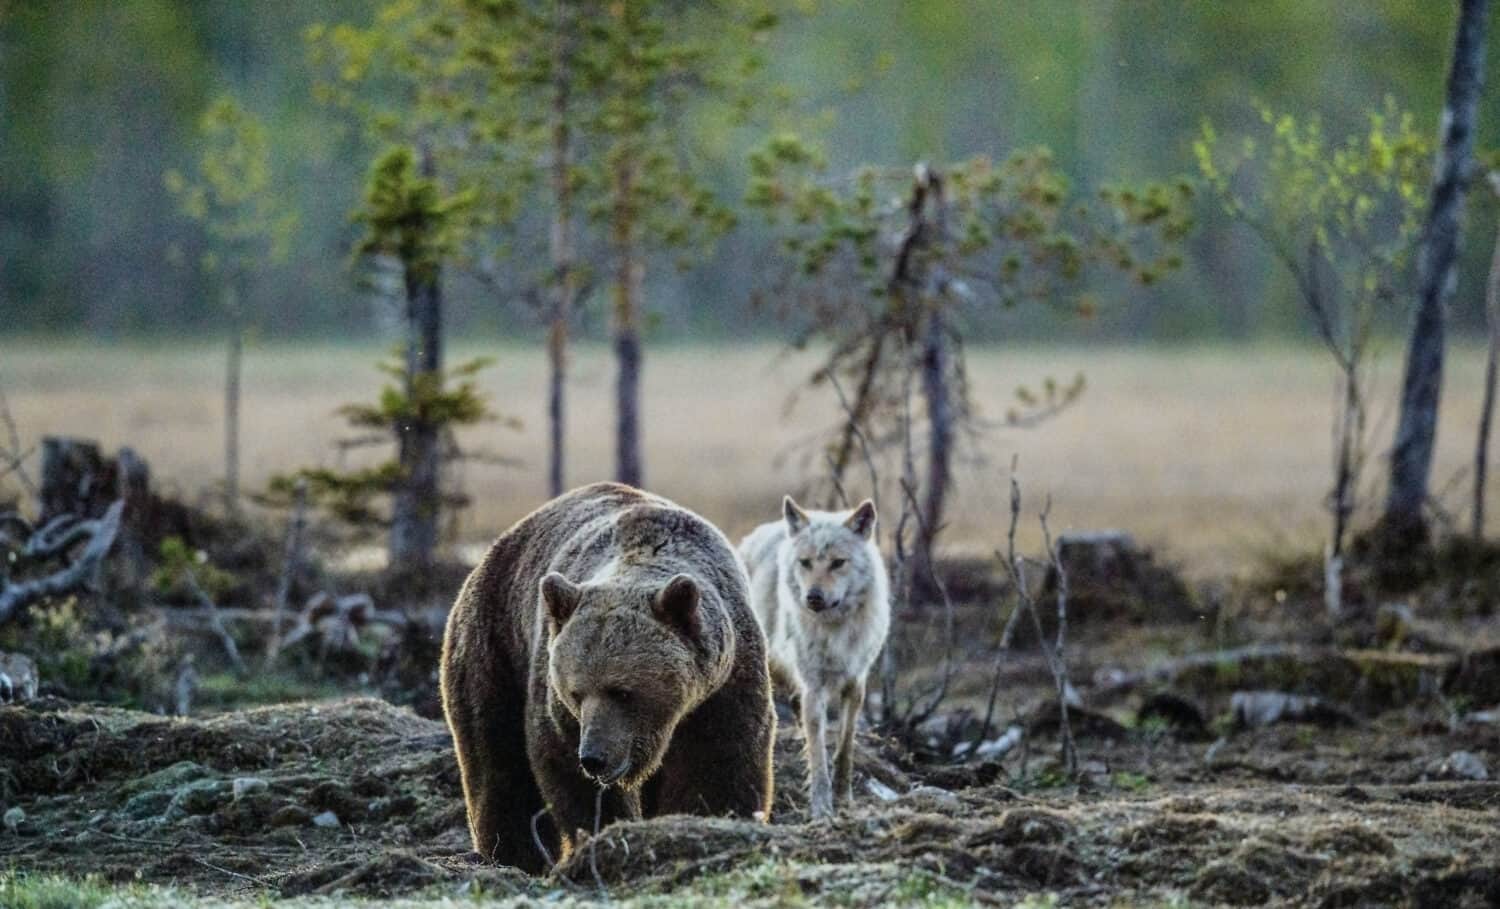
xmin=530 ymin=730 xmax=641 ymax=861
xmin=648 ymin=679 xmax=775 ymax=820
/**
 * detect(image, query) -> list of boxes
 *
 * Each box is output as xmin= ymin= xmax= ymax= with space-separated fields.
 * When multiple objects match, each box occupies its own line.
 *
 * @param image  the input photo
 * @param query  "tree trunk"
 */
xmin=825 ymin=332 xmax=885 ymax=509
xmin=114 ymin=446 xmax=151 ymax=593
xmin=1330 ymin=366 xmax=1361 ymax=560
xmin=547 ymin=0 xmax=577 ymax=499
xmin=920 ymin=302 xmax=952 ymax=553
xmin=1479 ymin=337 xmax=1498 ymax=539
xmin=1384 ymin=0 xmax=1489 ymax=544
xmin=1476 ymin=186 xmax=1500 ymax=540
xmin=389 ymin=151 xmax=445 ymax=573
xmin=612 ymin=158 xmax=644 ymax=489
xmin=224 ymin=315 xmax=242 ymax=520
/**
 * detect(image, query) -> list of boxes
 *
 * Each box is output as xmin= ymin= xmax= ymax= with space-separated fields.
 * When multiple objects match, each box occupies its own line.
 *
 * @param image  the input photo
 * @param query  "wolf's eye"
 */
xmin=606 ymin=686 xmax=632 ymax=703
xmin=571 ymin=690 xmax=585 ymax=705
xmin=829 ymin=559 xmax=846 ymax=570
xmin=799 ymin=559 xmax=812 ymax=570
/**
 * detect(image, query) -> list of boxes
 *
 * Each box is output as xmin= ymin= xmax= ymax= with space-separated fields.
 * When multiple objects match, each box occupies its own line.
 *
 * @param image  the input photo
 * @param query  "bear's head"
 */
xmin=780 ymin=495 xmax=878 ymax=614
xmin=540 ymin=572 xmax=724 ymax=789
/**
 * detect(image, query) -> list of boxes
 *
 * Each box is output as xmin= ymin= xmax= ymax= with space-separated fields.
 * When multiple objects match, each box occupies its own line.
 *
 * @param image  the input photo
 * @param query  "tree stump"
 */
xmin=39 ymin=436 xmax=114 ymax=521
xmin=1040 ymin=530 xmax=1201 ymax=629
xmin=114 ymin=446 xmax=152 ymax=590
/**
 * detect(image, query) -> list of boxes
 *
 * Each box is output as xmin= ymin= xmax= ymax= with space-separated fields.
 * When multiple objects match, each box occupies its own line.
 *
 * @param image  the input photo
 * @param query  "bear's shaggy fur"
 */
xmin=440 ymin=482 xmax=775 ymax=871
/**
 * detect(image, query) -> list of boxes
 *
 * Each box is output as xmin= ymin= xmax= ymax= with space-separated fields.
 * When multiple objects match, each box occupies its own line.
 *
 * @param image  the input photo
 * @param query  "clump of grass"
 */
xmin=194 ymin=669 xmax=348 ymax=710
xmin=0 ymin=872 xmax=154 ymax=909
xmin=1113 ymin=771 xmax=1152 ymax=793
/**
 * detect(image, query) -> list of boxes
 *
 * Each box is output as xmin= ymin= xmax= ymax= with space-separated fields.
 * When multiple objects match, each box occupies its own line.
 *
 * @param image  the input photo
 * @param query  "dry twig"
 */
xmin=182 ymin=567 xmax=246 ymax=675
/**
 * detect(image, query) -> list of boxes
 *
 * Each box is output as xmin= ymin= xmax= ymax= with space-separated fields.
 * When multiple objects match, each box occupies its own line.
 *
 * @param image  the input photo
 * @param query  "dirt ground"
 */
xmin=4 ymin=621 xmax=1498 ymax=907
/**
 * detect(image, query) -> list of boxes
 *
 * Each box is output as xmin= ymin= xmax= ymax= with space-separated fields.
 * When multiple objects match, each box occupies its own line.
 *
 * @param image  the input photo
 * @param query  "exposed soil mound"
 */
xmin=1 ymin=696 xmax=1497 ymax=905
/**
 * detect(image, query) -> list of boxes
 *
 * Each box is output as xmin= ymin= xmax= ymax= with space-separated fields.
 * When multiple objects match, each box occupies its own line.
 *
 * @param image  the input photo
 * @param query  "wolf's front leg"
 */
xmin=801 ymin=684 xmax=833 ymax=818
xmin=833 ymin=678 xmax=863 ymax=806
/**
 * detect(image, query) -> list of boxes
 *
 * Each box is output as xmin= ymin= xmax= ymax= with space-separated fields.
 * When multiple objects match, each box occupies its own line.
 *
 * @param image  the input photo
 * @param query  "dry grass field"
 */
xmin=1 ymin=339 xmax=1494 ymax=577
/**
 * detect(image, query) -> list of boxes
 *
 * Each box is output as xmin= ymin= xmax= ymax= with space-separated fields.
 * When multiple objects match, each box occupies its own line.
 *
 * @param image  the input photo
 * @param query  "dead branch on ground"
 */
xmin=278 ymin=590 xmax=400 ymax=663
xmin=182 ymin=567 xmax=246 ymax=675
xmin=0 ymin=499 xmax=123 ymax=624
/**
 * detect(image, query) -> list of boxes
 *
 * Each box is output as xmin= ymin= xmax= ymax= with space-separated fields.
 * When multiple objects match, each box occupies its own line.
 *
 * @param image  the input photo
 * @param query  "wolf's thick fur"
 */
xmin=440 ymin=483 xmax=775 ymax=871
xmin=739 ymin=496 xmax=889 ymax=817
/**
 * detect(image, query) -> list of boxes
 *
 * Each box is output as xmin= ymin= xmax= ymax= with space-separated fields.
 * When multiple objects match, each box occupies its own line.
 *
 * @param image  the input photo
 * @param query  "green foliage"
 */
xmin=1196 ymin=100 xmax=1433 ymax=553
xmin=749 ymin=134 xmax=1192 ymax=452
xmin=0 ymin=596 xmax=90 ymax=692
xmin=339 ymin=356 xmax=496 ymax=429
xmin=270 ymin=462 xmax=405 ymax=529
xmin=269 ymin=356 xmax=503 ymax=531
xmin=353 ymin=145 xmax=474 ymax=286
xmin=150 ymin=536 xmax=237 ymax=601
xmin=311 ymin=0 xmax=797 ymax=312
xmin=0 ymin=596 xmax=181 ymax=709
xmin=1194 ymin=99 xmax=1432 ymax=344
xmin=163 ymin=95 xmax=298 ymax=316
xmin=577 ymin=1 xmax=786 ymax=266
xmin=750 ymin=137 xmax=1192 ymax=309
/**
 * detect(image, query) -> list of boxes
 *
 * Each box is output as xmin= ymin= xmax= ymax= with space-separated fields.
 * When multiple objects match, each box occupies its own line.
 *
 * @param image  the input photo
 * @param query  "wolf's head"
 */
xmin=780 ymin=496 xmax=879 ymax=615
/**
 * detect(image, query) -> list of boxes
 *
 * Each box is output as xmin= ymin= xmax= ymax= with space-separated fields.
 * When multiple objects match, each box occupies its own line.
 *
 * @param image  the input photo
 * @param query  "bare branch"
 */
xmin=0 ymin=499 xmax=123 ymax=625
xmin=899 ymin=476 xmax=957 ymax=727
xmin=1039 ymin=500 xmax=1078 ymax=775
xmin=0 ymin=390 xmax=38 ymax=496
xmin=182 ymin=567 xmax=246 ymax=675
xmin=824 ymin=369 xmax=881 ymax=516
xmin=968 ymin=461 xmax=1031 ymax=755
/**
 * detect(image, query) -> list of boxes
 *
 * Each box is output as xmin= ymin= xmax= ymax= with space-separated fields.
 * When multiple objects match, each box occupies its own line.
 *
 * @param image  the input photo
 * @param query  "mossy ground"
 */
xmin=1 ymin=691 xmax=1496 ymax=907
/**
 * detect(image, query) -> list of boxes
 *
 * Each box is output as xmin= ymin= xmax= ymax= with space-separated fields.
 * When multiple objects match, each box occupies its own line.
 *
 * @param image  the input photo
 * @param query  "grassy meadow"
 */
xmin=2 ymin=339 xmax=1494 ymax=577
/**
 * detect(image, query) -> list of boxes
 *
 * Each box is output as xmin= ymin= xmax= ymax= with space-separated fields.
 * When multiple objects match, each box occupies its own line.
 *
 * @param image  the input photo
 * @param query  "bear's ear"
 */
xmin=652 ymin=574 xmax=701 ymax=639
xmin=782 ymin=495 xmax=809 ymax=536
xmin=540 ymin=572 xmax=581 ymax=630
xmin=844 ymin=499 xmax=877 ymax=541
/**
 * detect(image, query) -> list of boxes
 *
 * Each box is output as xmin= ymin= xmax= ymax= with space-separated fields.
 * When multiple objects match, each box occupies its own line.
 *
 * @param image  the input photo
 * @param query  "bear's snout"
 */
xmin=577 ymin=717 xmax=632 ymax=785
xmin=579 ymin=744 xmax=610 ymax=778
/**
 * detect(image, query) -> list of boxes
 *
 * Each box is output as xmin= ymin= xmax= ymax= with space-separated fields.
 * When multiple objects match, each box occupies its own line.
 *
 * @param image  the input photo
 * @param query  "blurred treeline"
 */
xmin=2 ymin=0 xmax=1497 ymax=342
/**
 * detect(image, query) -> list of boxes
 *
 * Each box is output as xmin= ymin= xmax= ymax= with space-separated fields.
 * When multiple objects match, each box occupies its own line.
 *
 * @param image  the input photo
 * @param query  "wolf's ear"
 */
xmin=540 ymin=573 xmax=581 ymax=631
xmin=782 ymin=496 xmax=810 ymax=536
xmin=652 ymin=574 xmax=701 ymax=639
xmin=845 ymin=500 xmax=877 ymax=540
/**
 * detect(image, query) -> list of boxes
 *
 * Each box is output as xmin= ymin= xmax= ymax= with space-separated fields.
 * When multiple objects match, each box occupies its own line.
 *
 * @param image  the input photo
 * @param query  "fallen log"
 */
xmin=1094 ymin=643 xmax=1458 ymax=715
xmin=1230 ymin=690 xmax=1359 ymax=729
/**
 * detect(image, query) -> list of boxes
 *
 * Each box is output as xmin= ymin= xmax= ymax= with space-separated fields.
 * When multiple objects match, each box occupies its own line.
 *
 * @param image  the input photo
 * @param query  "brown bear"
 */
xmin=440 ymin=482 xmax=775 ymax=871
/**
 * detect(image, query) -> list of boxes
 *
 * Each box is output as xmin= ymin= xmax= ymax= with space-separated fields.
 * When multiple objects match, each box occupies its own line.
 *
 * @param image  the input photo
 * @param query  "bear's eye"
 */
xmin=799 ymin=558 xmax=812 ymax=570
xmin=570 ymin=690 xmax=585 ymax=705
xmin=829 ymin=558 xmax=846 ymax=570
xmin=606 ymin=686 xmax=632 ymax=703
